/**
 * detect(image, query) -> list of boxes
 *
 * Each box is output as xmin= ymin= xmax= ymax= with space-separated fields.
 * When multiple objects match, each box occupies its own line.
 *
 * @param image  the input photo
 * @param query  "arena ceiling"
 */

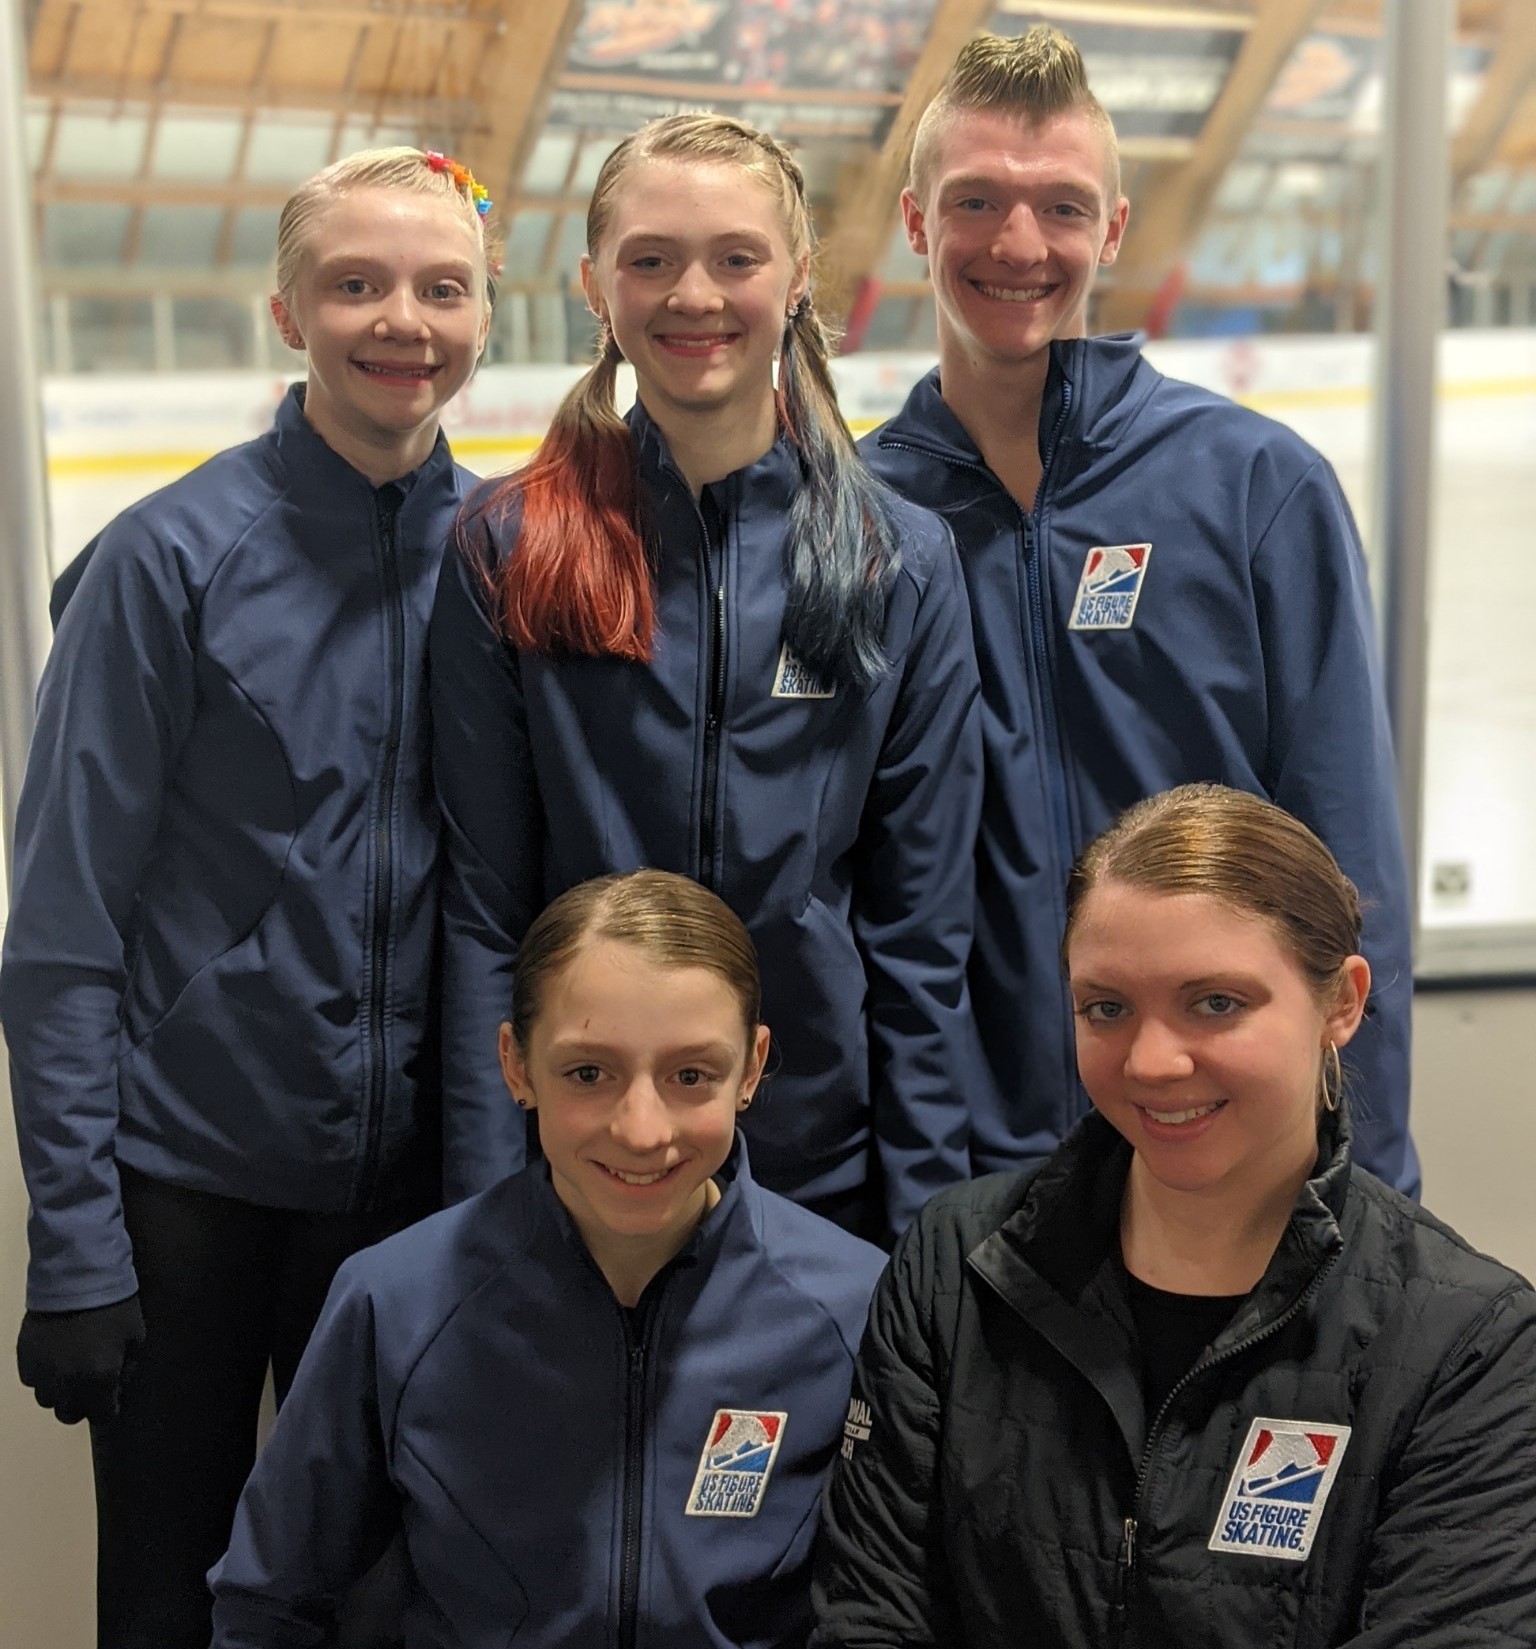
xmin=20 ymin=0 xmax=1536 ymax=361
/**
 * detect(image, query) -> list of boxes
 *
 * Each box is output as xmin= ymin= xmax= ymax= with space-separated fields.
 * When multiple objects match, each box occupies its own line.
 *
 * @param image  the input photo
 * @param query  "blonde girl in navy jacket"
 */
xmin=432 ymin=113 xmax=983 ymax=1243
xmin=1 ymin=147 xmax=495 ymax=1649
xmin=211 ymin=869 xmax=886 ymax=1648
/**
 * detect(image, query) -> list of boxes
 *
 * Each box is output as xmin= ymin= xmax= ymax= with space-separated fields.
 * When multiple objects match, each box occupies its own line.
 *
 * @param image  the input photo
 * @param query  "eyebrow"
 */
xmin=614 ymin=229 xmax=776 ymax=250
xmin=311 ymin=253 xmax=475 ymax=277
xmin=1069 ymin=973 xmax=1268 ymax=994
xmin=545 ymin=1038 xmax=738 ymax=1061
xmin=943 ymin=174 xmax=1101 ymax=204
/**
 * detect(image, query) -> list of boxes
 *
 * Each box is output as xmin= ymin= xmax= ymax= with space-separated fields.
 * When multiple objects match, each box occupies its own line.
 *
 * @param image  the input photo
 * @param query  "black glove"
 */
xmin=16 ymin=1295 xmax=146 ymax=1426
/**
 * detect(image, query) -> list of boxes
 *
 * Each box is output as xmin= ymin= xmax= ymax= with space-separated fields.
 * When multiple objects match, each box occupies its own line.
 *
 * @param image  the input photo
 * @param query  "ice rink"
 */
xmin=31 ymin=329 xmax=1536 ymax=971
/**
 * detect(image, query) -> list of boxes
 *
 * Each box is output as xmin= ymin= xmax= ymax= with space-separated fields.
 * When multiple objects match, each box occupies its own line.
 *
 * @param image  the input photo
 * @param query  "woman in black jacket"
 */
xmin=813 ymin=784 xmax=1536 ymax=1648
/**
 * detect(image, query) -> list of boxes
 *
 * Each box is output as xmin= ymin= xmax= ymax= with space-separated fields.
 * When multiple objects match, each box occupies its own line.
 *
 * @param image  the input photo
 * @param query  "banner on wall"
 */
xmin=552 ymin=0 xmax=939 ymax=138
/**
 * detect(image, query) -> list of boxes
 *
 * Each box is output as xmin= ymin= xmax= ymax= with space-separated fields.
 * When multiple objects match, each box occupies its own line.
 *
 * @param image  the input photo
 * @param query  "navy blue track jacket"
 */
xmin=430 ymin=402 xmax=984 ymax=1233
xmin=0 ymin=386 xmax=472 ymax=1311
xmin=863 ymin=340 xmax=1416 ymax=1193
xmin=209 ymin=1139 xmax=886 ymax=1648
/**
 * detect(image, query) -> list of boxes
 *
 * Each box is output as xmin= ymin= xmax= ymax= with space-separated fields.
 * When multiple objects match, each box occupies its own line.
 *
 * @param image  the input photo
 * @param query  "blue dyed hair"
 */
xmin=776 ymin=290 xmax=901 ymax=690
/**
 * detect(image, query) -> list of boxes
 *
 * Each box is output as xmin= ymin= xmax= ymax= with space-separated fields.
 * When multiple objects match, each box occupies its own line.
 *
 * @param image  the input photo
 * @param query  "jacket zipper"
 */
xmin=1023 ymin=379 xmax=1075 ymax=867
xmin=882 ymin=405 xmax=1078 ymax=1115
xmin=617 ymin=1291 xmax=661 ymax=1649
xmin=360 ymin=483 xmax=405 ymax=1208
xmin=692 ymin=489 xmax=728 ymax=893
xmin=1113 ymin=1248 xmax=1342 ymax=1643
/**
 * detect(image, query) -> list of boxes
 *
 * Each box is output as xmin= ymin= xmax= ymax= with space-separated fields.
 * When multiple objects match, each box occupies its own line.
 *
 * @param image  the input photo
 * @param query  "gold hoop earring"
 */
xmin=1321 ymin=1040 xmax=1342 ymax=1113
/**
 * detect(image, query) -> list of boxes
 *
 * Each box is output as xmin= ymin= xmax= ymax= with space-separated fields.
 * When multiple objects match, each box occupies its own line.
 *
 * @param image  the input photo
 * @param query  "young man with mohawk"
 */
xmin=863 ymin=25 xmax=1417 ymax=1192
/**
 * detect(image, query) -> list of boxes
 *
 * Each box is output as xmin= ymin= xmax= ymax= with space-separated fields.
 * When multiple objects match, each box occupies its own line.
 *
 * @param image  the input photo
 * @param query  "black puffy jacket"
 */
xmin=813 ymin=1109 xmax=1536 ymax=1648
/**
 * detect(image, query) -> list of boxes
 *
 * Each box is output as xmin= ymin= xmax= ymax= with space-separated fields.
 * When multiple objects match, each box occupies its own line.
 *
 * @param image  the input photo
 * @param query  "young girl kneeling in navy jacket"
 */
xmin=211 ymin=869 xmax=885 ymax=1648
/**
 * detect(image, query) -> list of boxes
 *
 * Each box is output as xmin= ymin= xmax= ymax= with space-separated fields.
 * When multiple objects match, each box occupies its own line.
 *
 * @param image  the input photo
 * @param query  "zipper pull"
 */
xmin=1117 ymin=1517 xmax=1137 ymax=1598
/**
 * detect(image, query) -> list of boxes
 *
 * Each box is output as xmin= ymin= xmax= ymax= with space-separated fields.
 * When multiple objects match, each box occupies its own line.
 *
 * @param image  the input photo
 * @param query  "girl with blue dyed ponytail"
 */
xmin=431 ymin=112 xmax=985 ymax=1242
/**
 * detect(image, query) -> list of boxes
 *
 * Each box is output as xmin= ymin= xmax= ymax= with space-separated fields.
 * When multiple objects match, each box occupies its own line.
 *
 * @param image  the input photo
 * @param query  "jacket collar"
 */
xmin=269 ymin=381 xmax=457 ymax=505
xmin=967 ymin=1108 xmax=1352 ymax=1458
xmin=973 ymin=1105 xmax=1352 ymax=1310
xmin=533 ymin=1130 xmax=758 ymax=1305
xmin=626 ymin=394 xmax=803 ymax=516
xmin=875 ymin=332 xmax=1159 ymax=470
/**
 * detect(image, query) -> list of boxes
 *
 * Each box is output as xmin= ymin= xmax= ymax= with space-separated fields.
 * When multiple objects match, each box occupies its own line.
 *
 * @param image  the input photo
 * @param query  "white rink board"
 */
xmin=35 ymin=332 xmax=1536 ymax=963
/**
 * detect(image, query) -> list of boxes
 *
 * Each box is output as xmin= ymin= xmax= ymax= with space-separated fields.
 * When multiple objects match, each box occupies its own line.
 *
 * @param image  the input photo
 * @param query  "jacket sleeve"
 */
xmin=852 ymin=521 xmax=982 ymax=1238
xmin=209 ymin=1265 xmax=399 ymax=1647
xmin=428 ymin=510 xmax=540 ymax=1202
xmin=811 ymin=1213 xmax=961 ymax=1647
xmin=1249 ymin=457 xmax=1418 ymax=1196
xmin=0 ymin=521 xmax=198 ymax=1310
xmin=1341 ymin=1286 xmax=1536 ymax=1646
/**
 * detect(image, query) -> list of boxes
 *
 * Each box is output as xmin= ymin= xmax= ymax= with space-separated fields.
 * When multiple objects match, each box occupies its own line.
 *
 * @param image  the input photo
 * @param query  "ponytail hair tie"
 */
xmin=424 ymin=150 xmax=494 ymax=217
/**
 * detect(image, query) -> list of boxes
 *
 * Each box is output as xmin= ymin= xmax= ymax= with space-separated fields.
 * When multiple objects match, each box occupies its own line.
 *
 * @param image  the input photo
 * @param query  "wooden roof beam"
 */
xmin=1451 ymin=0 xmax=1536 ymax=193
xmin=28 ymin=71 xmax=475 ymax=122
xmin=816 ymin=0 xmax=999 ymax=331
xmin=457 ymin=0 xmax=585 ymax=230
xmin=36 ymin=176 xmax=590 ymax=210
xmin=101 ymin=0 xmax=479 ymax=24
xmin=1097 ymin=0 xmax=1327 ymax=334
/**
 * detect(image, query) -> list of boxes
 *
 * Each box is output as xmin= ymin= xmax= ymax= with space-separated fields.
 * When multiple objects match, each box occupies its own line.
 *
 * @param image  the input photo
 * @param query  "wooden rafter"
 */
xmin=28 ymin=72 xmax=474 ymax=122
xmin=815 ymin=0 xmax=999 ymax=329
xmin=123 ymin=10 xmax=185 ymax=268
xmin=35 ymin=175 xmax=587 ymax=211
xmin=456 ymin=0 xmax=585 ymax=231
xmin=1097 ymin=0 xmax=1327 ymax=333
xmin=215 ymin=16 xmax=277 ymax=267
xmin=539 ymin=128 xmax=587 ymax=282
xmin=326 ymin=24 xmax=373 ymax=163
xmin=1451 ymin=0 xmax=1536 ymax=194
xmin=112 ymin=0 xmax=476 ymax=23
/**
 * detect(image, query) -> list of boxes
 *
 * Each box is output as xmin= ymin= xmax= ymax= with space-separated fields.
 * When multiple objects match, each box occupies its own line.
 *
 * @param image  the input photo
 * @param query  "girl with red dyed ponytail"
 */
xmin=431 ymin=112 xmax=984 ymax=1242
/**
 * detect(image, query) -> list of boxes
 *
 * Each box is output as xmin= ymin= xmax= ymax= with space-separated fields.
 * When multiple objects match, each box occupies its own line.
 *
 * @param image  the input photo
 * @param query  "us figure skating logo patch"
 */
xmin=771 ymin=644 xmax=835 ymax=699
xmin=685 ymin=1409 xmax=788 ymax=1518
xmin=1067 ymin=543 xmax=1151 ymax=631
xmin=1208 ymin=1417 xmax=1351 ymax=1562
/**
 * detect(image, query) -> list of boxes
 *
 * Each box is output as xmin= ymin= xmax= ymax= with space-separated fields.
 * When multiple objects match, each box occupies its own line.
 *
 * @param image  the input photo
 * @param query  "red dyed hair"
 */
xmin=488 ymin=329 xmax=653 ymax=658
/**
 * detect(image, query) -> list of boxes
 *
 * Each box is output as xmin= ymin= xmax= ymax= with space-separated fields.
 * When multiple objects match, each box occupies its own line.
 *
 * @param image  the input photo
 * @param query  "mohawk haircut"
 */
xmin=910 ymin=25 xmax=1121 ymax=204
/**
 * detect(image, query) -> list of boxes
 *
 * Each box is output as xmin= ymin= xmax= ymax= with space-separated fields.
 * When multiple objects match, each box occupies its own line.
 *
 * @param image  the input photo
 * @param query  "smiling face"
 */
xmin=579 ymin=158 xmax=807 ymax=430
xmin=903 ymin=105 xmax=1127 ymax=375
xmin=1067 ymin=882 xmax=1367 ymax=1208
xmin=500 ymin=937 xmax=769 ymax=1292
xmin=270 ymin=185 xmax=491 ymax=481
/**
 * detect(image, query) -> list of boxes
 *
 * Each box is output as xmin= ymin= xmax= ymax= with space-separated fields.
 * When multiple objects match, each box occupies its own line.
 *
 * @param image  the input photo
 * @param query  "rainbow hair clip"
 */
xmin=425 ymin=150 xmax=493 ymax=217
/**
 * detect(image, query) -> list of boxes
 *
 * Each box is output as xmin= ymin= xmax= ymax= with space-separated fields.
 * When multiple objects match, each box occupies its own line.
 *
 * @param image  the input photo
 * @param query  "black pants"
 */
xmin=89 ymin=1163 xmax=423 ymax=1649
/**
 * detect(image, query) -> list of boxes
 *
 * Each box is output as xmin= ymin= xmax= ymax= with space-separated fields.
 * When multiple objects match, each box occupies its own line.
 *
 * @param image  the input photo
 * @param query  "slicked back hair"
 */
xmin=274 ymin=145 xmax=501 ymax=311
xmin=470 ymin=112 xmax=901 ymax=691
xmin=910 ymin=26 xmax=1121 ymax=206
xmin=510 ymin=870 xmax=762 ymax=1053
xmin=1063 ymin=785 xmax=1365 ymax=1009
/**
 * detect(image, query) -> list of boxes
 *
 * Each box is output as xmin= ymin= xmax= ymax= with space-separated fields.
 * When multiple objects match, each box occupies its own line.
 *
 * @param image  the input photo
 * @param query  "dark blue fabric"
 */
xmin=1 ymin=386 xmax=475 ymax=1310
xmin=209 ymin=1140 xmax=886 ymax=1649
xmin=430 ymin=402 xmax=984 ymax=1234
xmin=863 ymin=339 xmax=1417 ymax=1194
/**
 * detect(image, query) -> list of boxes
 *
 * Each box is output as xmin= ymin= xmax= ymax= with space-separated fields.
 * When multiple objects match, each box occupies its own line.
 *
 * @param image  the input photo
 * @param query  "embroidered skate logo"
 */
xmin=685 ymin=1409 xmax=788 ymax=1518
xmin=1209 ymin=1417 xmax=1351 ymax=1562
xmin=1067 ymin=543 xmax=1151 ymax=631
xmin=771 ymin=643 xmax=835 ymax=699
xmin=841 ymin=1396 xmax=872 ymax=1461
